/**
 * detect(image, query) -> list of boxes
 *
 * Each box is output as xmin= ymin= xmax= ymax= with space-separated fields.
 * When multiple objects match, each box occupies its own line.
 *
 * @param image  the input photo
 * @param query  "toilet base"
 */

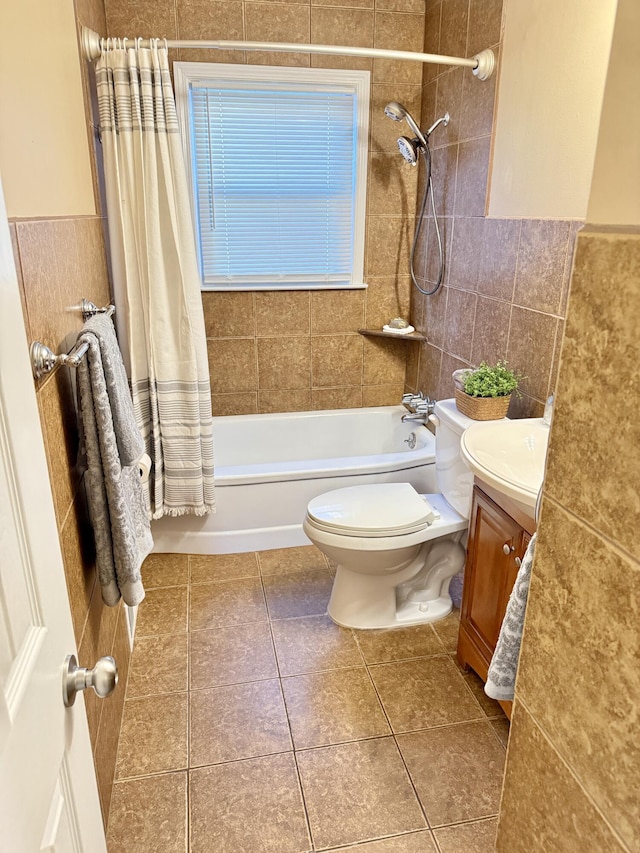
xmin=328 ymin=591 xmax=453 ymax=630
xmin=326 ymin=535 xmax=464 ymax=630
xmin=395 ymin=594 xmax=453 ymax=625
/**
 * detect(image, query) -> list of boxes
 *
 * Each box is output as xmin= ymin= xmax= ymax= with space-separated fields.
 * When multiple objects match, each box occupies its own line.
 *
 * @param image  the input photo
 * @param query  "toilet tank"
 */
xmin=433 ymin=398 xmax=475 ymax=518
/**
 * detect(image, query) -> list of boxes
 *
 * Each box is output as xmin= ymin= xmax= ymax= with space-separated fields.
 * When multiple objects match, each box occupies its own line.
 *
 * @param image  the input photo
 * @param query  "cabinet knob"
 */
xmin=503 ymin=542 xmax=515 ymax=555
xmin=515 ymin=557 xmax=522 ymax=568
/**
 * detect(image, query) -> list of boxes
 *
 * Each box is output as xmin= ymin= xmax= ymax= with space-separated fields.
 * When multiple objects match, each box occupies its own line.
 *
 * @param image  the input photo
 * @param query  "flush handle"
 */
xmin=503 ymin=542 xmax=515 ymax=555
xmin=63 ymin=654 xmax=118 ymax=707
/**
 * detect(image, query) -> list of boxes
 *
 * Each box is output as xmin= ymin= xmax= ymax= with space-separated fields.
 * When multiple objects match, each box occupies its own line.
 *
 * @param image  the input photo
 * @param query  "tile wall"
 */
xmin=407 ymin=0 xmax=582 ymax=418
xmin=8 ymin=0 xmax=129 ymax=827
xmin=101 ymin=0 xmax=584 ymax=420
xmin=496 ymin=228 xmax=640 ymax=851
xmin=103 ymin=0 xmax=426 ymax=415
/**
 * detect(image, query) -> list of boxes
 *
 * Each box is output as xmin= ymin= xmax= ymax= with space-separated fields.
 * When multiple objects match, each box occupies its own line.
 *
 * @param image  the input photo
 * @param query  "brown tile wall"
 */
xmin=496 ymin=228 xmax=640 ymax=850
xmin=407 ymin=0 xmax=582 ymax=418
xmin=8 ymin=0 xmax=128 ymax=828
xmin=103 ymin=0 xmax=426 ymax=414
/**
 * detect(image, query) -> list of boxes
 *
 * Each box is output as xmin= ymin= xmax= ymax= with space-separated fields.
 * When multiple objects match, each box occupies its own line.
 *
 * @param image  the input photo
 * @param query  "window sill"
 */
xmin=201 ymin=283 xmax=369 ymax=292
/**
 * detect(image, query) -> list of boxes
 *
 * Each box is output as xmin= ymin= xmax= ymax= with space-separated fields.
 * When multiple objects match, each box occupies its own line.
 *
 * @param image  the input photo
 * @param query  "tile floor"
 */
xmin=106 ymin=546 xmax=509 ymax=853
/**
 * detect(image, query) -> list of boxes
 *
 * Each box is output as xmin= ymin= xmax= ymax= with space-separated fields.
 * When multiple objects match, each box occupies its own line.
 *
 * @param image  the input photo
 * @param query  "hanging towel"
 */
xmin=484 ymin=533 xmax=537 ymax=701
xmin=76 ymin=315 xmax=153 ymax=606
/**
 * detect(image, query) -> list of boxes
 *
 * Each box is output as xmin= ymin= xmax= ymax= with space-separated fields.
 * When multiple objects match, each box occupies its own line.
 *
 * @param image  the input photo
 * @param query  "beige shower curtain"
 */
xmin=96 ymin=42 xmax=215 ymax=518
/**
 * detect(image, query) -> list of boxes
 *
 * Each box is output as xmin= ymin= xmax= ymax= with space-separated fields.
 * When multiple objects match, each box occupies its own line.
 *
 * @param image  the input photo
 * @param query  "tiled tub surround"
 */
xmin=103 ymin=0 xmax=427 ymax=416
xmin=100 ymin=0 xmax=584 ymax=423
xmin=406 ymin=0 xmax=583 ymax=419
xmin=107 ymin=547 xmax=509 ymax=852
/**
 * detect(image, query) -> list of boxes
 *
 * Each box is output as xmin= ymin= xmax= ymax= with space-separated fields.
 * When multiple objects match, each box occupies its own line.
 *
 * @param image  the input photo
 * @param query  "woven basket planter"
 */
xmin=455 ymin=389 xmax=511 ymax=421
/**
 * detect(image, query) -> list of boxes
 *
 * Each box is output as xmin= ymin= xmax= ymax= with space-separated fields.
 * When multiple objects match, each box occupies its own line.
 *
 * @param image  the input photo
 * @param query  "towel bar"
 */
xmin=30 ymin=300 xmax=115 ymax=380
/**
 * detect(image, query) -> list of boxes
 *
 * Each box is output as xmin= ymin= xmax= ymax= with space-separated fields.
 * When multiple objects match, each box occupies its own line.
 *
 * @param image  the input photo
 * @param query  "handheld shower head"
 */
xmin=383 ymin=102 xmax=406 ymax=122
xmin=383 ymin=101 xmax=427 ymax=148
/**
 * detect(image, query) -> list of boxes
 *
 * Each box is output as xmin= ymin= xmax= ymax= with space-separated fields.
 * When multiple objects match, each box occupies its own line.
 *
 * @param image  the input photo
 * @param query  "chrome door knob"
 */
xmin=63 ymin=654 xmax=118 ymax=707
xmin=503 ymin=542 xmax=515 ymax=555
xmin=515 ymin=557 xmax=522 ymax=568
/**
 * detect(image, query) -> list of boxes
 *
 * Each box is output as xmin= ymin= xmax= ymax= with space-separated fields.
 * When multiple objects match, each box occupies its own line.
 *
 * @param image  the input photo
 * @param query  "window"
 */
xmin=174 ymin=63 xmax=369 ymax=290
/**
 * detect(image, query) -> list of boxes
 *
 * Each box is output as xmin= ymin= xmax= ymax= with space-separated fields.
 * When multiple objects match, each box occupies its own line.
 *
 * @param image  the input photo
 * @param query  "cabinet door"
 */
xmin=461 ymin=487 xmax=524 ymax=659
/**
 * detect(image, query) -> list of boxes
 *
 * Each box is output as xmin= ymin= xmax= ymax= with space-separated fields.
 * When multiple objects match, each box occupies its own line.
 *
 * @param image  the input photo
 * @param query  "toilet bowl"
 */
xmin=302 ymin=399 xmax=475 ymax=629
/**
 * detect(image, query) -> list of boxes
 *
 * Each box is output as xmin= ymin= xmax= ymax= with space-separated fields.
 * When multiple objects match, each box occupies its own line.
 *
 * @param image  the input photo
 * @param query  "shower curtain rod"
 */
xmin=80 ymin=26 xmax=495 ymax=80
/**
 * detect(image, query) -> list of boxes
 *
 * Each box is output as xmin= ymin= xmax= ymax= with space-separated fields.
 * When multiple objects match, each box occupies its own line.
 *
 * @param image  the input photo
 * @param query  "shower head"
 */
xmin=396 ymin=136 xmax=420 ymax=166
xmin=384 ymin=101 xmax=428 ymax=148
xmin=383 ymin=102 xmax=407 ymax=122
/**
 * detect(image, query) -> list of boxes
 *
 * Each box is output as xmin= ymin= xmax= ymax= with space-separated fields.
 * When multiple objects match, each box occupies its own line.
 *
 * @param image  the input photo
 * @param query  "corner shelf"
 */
xmin=358 ymin=328 xmax=426 ymax=342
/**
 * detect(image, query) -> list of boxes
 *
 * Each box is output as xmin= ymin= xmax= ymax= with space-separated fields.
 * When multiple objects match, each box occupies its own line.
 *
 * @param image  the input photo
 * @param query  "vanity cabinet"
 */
xmin=457 ymin=480 xmax=535 ymax=717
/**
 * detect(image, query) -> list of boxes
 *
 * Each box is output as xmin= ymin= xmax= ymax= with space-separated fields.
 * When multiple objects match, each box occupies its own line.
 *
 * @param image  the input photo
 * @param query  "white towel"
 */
xmin=484 ymin=533 xmax=536 ymax=701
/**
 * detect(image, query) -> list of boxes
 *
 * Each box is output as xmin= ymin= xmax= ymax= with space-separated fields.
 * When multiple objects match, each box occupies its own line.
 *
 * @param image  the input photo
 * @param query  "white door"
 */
xmin=0 ymin=173 xmax=107 ymax=851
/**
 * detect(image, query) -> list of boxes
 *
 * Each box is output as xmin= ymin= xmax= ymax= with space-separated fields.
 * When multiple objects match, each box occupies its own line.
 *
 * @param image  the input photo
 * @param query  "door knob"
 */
xmin=515 ymin=556 xmax=522 ymax=568
xmin=503 ymin=542 xmax=515 ymax=555
xmin=63 ymin=654 xmax=118 ymax=707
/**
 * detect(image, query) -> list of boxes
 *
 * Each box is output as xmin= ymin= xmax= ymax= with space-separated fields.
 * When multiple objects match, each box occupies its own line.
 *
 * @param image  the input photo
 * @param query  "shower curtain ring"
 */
xmin=163 ymin=38 xmax=168 ymax=51
xmin=122 ymin=37 xmax=128 ymax=51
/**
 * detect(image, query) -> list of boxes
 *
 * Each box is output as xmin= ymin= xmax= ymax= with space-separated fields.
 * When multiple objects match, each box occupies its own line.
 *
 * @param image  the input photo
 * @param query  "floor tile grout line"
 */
xmin=431 ymin=813 xmax=500 ymax=831
xmin=320 ymin=829 xmax=438 ymax=852
xmin=360 ymin=656 xmax=434 ymax=833
xmin=259 ymin=565 xmax=299 ymax=758
xmin=291 ymin=749 xmax=317 ymax=851
xmin=487 ymin=718 xmax=510 ymax=752
xmin=264 ymin=564 xmax=319 ymax=852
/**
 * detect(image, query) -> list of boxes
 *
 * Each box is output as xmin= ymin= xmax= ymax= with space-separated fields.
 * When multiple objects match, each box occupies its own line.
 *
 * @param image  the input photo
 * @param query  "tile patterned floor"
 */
xmin=106 ymin=547 xmax=508 ymax=853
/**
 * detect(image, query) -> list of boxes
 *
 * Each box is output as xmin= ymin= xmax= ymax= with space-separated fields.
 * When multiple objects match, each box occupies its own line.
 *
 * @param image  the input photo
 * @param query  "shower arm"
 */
xmin=80 ymin=27 xmax=496 ymax=81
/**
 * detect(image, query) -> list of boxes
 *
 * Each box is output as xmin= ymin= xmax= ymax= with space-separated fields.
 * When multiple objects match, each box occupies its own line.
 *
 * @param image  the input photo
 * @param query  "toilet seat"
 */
xmin=306 ymin=483 xmax=436 ymax=538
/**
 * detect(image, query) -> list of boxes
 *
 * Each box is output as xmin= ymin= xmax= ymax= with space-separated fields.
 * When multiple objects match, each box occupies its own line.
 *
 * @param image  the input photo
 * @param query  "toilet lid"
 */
xmin=306 ymin=483 xmax=435 ymax=537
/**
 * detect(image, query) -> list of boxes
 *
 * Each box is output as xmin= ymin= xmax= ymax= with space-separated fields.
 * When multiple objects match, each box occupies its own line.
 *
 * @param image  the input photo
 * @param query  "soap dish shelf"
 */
xmin=358 ymin=328 xmax=426 ymax=342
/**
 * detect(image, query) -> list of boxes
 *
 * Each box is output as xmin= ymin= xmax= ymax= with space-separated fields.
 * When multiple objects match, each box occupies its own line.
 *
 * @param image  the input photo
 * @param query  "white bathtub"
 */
xmin=151 ymin=405 xmax=436 ymax=554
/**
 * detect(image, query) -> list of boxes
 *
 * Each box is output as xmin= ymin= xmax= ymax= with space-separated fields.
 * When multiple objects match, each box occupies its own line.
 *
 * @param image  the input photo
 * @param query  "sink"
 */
xmin=460 ymin=418 xmax=549 ymax=511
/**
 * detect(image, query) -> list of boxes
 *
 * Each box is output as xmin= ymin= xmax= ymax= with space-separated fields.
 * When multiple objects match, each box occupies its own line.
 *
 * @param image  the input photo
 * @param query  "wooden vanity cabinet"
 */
xmin=457 ymin=480 xmax=536 ymax=718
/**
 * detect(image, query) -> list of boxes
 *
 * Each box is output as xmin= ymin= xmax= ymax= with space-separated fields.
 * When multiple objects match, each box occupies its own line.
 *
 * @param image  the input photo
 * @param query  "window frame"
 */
xmin=174 ymin=61 xmax=370 ymax=292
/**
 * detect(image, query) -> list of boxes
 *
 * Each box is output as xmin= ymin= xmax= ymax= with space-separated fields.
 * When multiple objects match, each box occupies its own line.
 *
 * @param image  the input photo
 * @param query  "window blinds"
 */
xmin=189 ymin=83 xmax=359 ymax=288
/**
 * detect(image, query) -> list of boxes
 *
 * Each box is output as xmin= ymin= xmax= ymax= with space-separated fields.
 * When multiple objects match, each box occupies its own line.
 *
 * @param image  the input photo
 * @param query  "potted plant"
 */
xmin=454 ymin=361 xmax=523 ymax=421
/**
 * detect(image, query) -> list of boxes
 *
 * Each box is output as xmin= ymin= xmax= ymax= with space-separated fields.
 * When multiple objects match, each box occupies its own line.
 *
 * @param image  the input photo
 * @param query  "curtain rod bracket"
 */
xmin=82 ymin=26 xmax=102 ymax=61
xmin=472 ymin=49 xmax=495 ymax=81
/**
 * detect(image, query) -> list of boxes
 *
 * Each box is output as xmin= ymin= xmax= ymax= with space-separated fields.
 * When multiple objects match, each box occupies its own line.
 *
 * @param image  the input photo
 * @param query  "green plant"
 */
xmin=462 ymin=360 xmax=524 ymax=398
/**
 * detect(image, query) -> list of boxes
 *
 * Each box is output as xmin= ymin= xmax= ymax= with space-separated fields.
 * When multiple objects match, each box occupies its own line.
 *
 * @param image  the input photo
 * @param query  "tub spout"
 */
xmin=401 ymin=397 xmax=435 ymax=424
xmin=401 ymin=411 xmax=429 ymax=424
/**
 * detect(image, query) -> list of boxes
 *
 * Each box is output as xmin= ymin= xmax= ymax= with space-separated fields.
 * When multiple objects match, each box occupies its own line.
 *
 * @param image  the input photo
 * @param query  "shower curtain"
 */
xmin=96 ymin=42 xmax=215 ymax=518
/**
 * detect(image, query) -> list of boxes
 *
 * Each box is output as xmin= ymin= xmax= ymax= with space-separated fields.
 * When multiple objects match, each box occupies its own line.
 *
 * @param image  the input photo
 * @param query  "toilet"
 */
xmin=303 ymin=399 xmax=475 ymax=629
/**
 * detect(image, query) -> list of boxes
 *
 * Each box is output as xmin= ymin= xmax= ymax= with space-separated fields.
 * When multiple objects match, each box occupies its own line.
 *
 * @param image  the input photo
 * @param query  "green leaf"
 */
xmin=462 ymin=360 xmax=525 ymax=398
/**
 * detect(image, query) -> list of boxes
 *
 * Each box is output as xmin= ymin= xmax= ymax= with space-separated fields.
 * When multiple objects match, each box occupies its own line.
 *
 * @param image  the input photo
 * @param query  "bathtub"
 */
xmin=151 ymin=405 xmax=436 ymax=554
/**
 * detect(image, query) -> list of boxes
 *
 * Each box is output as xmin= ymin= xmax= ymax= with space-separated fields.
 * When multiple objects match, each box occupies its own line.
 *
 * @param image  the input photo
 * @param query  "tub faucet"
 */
xmin=401 ymin=393 xmax=435 ymax=424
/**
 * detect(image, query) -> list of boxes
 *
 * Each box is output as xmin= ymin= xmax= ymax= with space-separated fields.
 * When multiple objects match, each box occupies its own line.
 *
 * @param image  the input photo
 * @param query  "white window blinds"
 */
xmin=178 ymin=67 xmax=369 ymax=290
